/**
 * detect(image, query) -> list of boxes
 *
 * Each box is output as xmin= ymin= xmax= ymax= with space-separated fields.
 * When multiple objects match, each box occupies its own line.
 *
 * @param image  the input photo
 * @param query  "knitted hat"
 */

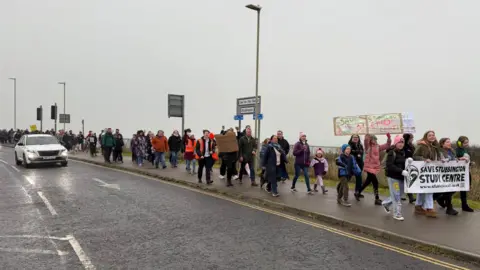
xmin=341 ymin=144 xmax=350 ymax=153
xmin=209 ymin=133 xmax=215 ymax=140
xmin=299 ymin=132 xmax=306 ymax=138
xmin=316 ymin=148 xmax=324 ymax=156
xmin=393 ymin=135 xmax=404 ymax=146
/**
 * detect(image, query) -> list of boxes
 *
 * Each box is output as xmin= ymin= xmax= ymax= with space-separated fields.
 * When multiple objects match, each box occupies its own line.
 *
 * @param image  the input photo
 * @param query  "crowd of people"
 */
xmin=1 ymin=126 xmax=475 ymax=221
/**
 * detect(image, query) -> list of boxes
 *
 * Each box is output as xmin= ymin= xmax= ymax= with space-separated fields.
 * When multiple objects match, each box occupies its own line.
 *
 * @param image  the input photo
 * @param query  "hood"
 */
xmin=26 ymin=144 xmax=66 ymax=152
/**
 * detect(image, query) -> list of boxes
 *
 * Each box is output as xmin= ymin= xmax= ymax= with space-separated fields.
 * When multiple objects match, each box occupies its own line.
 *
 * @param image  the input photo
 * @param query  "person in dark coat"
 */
xmin=348 ymin=134 xmax=364 ymax=198
xmin=262 ymin=135 xmax=287 ymax=197
xmin=402 ymin=133 xmax=416 ymax=203
xmin=168 ymin=130 xmax=182 ymax=168
xmin=113 ymin=129 xmax=124 ymax=163
xmin=276 ymin=130 xmax=290 ymax=182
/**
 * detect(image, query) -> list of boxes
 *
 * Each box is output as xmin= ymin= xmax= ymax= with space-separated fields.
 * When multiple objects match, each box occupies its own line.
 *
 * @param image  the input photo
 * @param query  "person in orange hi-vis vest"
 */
xmin=184 ymin=133 xmax=197 ymax=174
xmin=195 ymin=130 xmax=217 ymax=184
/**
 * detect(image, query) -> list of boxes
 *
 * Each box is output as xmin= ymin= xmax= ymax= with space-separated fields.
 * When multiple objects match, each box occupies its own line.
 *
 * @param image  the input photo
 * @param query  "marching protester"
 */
xmin=238 ymin=128 xmax=258 ymax=186
xmin=184 ymin=133 xmax=197 ymax=175
xmin=276 ymin=130 xmax=290 ymax=182
xmin=168 ymin=130 xmax=182 ymax=168
xmin=101 ymin=128 xmax=116 ymax=163
xmin=259 ymin=138 xmax=270 ymax=188
xmin=86 ymin=131 xmax=97 ymax=157
xmin=435 ymin=138 xmax=459 ymax=215
xmin=147 ymin=131 xmax=155 ymax=166
xmin=219 ymin=129 xmax=238 ymax=187
xmin=402 ymin=133 xmax=416 ymax=203
xmin=356 ymin=133 xmax=392 ymax=205
xmin=130 ymin=134 xmax=137 ymax=163
xmin=133 ymin=130 xmax=147 ymax=166
xmin=336 ymin=144 xmax=361 ymax=207
xmin=99 ymin=129 xmax=105 ymax=156
xmin=152 ymin=130 xmax=169 ymax=169
xmin=291 ymin=133 xmax=313 ymax=194
xmin=195 ymin=130 xmax=216 ymax=184
xmin=349 ymin=134 xmax=364 ymax=199
xmin=262 ymin=135 xmax=287 ymax=197
xmin=382 ymin=135 xmax=408 ymax=221
xmin=77 ymin=131 xmax=85 ymax=152
xmin=456 ymin=136 xmax=474 ymax=212
xmin=413 ymin=130 xmax=441 ymax=218
xmin=113 ymin=129 xmax=124 ymax=163
xmin=310 ymin=148 xmax=328 ymax=194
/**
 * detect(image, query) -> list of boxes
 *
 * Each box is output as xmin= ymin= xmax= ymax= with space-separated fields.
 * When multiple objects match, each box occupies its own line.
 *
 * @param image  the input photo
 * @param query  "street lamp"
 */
xmin=8 ymin=78 xmax=17 ymax=130
xmin=58 ymin=82 xmax=66 ymax=130
xmin=245 ymin=4 xmax=262 ymax=175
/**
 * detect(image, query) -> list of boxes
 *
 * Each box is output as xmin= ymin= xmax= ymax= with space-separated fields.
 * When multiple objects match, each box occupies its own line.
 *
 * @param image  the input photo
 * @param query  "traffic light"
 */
xmin=36 ymin=106 xmax=43 ymax=121
xmin=51 ymin=105 xmax=57 ymax=120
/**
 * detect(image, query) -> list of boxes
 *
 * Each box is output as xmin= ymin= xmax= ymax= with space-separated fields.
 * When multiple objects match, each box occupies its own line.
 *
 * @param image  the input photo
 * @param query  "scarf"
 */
xmin=270 ymin=142 xmax=284 ymax=154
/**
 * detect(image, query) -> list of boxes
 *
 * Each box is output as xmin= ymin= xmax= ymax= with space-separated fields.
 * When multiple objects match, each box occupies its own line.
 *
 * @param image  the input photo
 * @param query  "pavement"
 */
xmin=0 ymin=146 xmax=475 ymax=270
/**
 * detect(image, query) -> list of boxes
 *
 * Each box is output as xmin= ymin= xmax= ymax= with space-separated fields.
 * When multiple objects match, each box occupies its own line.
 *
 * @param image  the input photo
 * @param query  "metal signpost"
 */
xmin=59 ymin=113 xmax=71 ymax=130
xmin=168 ymin=94 xmax=185 ymax=136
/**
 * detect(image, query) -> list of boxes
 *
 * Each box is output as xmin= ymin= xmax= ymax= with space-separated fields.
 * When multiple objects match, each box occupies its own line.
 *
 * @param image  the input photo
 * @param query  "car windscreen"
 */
xmin=25 ymin=136 xmax=59 ymax=145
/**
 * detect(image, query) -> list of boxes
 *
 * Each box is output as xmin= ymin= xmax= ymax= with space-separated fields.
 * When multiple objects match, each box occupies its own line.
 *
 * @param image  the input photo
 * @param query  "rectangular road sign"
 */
xmin=168 ymin=94 xmax=184 ymax=118
xmin=236 ymin=96 xmax=261 ymax=115
xmin=59 ymin=114 xmax=70 ymax=124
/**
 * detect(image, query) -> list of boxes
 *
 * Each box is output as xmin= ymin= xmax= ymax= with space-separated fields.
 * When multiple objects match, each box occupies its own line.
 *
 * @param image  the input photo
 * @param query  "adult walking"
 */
xmin=195 ymin=130 xmax=216 ymax=185
xmin=402 ymin=133 xmax=416 ymax=203
xmin=291 ymin=132 xmax=313 ymax=194
xmin=276 ymin=130 xmax=290 ymax=182
xmin=152 ymin=130 xmax=169 ymax=169
xmin=133 ymin=130 xmax=147 ymax=166
xmin=101 ymin=128 xmax=116 ymax=163
xmin=356 ymin=133 xmax=391 ymax=205
xmin=168 ymin=130 xmax=182 ymax=168
xmin=455 ymin=136 xmax=474 ymax=212
xmin=349 ymin=134 xmax=364 ymax=198
xmin=238 ymin=128 xmax=258 ymax=186
xmin=113 ymin=129 xmax=124 ymax=163
xmin=220 ymin=130 xmax=239 ymax=187
xmin=262 ymin=135 xmax=287 ymax=197
xmin=435 ymin=138 xmax=459 ymax=215
xmin=184 ymin=133 xmax=197 ymax=174
xmin=413 ymin=130 xmax=441 ymax=218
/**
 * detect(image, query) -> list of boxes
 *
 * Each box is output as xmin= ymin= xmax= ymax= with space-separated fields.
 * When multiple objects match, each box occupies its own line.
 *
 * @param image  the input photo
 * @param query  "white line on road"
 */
xmin=0 ymin=247 xmax=62 ymax=255
xmin=92 ymin=178 xmax=120 ymax=190
xmin=67 ymin=234 xmax=96 ymax=270
xmin=37 ymin=191 xmax=58 ymax=216
xmin=0 ymin=235 xmax=69 ymax=241
xmin=10 ymin=166 xmax=20 ymax=172
xmin=24 ymin=175 xmax=34 ymax=185
xmin=92 ymin=177 xmax=108 ymax=185
xmin=0 ymin=159 xmax=8 ymax=164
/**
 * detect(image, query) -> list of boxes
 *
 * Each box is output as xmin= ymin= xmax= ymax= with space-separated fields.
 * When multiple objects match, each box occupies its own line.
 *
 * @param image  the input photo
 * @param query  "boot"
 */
xmin=354 ymin=192 xmax=361 ymax=201
xmin=226 ymin=178 xmax=233 ymax=187
xmin=313 ymin=184 xmax=319 ymax=192
xmin=425 ymin=209 xmax=437 ymax=218
xmin=462 ymin=204 xmax=474 ymax=212
xmin=446 ymin=206 xmax=458 ymax=216
xmin=414 ymin=205 xmax=426 ymax=215
xmin=321 ymin=186 xmax=328 ymax=194
xmin=251 ymin=181 xmax=258 ymax=187
xmin=374 ymin=190 xmax=382 ymax=205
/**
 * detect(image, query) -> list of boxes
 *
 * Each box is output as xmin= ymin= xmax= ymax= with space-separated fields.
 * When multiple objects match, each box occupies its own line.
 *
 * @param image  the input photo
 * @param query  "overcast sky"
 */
xmin=1 ymin=1 xmax=479 ymax=146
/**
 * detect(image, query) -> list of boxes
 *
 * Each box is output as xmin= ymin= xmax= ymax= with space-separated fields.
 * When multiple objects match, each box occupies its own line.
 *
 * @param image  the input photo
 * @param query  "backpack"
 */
xmin=381 ymin=150 xmax=396 ymax=169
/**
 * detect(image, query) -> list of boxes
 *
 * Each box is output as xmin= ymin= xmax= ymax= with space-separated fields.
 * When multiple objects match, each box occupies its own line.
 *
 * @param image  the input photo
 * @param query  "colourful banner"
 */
xmin=334 ymin=113 xmax=404 ymax=136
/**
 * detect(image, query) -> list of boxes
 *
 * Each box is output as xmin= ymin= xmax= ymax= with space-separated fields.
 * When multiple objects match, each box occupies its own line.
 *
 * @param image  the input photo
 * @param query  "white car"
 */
xmin=14 ymin=134 xmax=68 ymax=168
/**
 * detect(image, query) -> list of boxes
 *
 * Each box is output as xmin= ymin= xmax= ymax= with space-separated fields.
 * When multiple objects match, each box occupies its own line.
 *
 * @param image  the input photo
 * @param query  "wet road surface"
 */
xmin=0 ymin=147 xmax=469 ymax=269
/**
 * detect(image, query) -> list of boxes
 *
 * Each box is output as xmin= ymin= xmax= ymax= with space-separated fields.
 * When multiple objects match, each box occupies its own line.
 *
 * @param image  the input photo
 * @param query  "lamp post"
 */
xmin=58 ymin=82 xmax=66 ymax=130
xmin=8 ymin=78 xmax=16 ymax=130
xmin=246 ymin=4 xmax=262 ymax=174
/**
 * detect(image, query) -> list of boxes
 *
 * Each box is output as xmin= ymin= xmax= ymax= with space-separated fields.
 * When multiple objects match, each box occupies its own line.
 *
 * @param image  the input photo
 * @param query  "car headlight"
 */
xmin=26 ymin=149 xmax=37 ymax=155
xmin=61 ymin=150 xmax=68 ymax=156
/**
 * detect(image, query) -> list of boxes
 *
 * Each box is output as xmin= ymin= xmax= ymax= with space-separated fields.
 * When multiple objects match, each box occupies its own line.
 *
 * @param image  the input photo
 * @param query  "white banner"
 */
xmin=405 ymin=160 xmax=470 ymax=193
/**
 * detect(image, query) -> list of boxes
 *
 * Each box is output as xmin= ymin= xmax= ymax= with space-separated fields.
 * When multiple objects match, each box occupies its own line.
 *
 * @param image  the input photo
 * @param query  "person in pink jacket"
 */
xmin=355 ymin=133 xmax=392 ymax=205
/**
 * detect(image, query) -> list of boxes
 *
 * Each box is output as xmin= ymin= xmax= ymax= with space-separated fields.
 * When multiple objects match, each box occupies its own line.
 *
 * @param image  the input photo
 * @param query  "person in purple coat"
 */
xmin=291 ymin=132 xmax=313 ymax=194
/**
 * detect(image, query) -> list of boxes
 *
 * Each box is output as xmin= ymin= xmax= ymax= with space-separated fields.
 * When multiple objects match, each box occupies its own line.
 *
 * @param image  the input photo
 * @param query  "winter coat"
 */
xmin=413 ymin=140 xmax=441 ymax=161
xmin=114 ymin=134 xmax=124 ymax=150
xmin=262 ymin=144 xmax=287 ymax=185
xmin=363 ymin=136 xmax=391 ymax=175
xmin=336 ymin=154 xmax=361 ymax=178
xmin=292 ymin=140 xmax=310 ymax=166
xmin=168 ymin=135 xmax=182 ymax=152
xmin=238 ymin=136 xmax=257 ymax=162
xmin=310 ymin=157 xmax=328 ymax=176
xmin=348 ymin=140 xmax=364 ymax=169
xmin=277 ymin=138 xmax=290 ymax=156
xmin=152 ymin=136 xmax=169 ymax=152
xmin=102 ymin=133 xmax=116 ymax=148
xmin=385 ymin=148 xmax=406 ymax=180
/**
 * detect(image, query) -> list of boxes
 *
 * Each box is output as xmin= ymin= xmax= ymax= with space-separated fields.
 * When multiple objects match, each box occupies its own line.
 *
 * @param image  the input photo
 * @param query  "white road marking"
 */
xmin=10 ymin=166 xmax=20 ymax=172
xmin=21 ymin=186 xmax=33 ymax=204
xmin=92 ymin=178 xmax=120 ymax=190
xmin=0 ymin=159 xmax=8 ymax=164
xmin=67 ymin=234 xmax=96 ymax=270
xmin=0 ymin=235 xmax=70 ymax=241
xmin=0 ymin=247 xmax=62 ymax=255
xmin=37 ymin=191 xmax=58 ymax=216
xmin=24 ymin=175 xmax=34 ymax=185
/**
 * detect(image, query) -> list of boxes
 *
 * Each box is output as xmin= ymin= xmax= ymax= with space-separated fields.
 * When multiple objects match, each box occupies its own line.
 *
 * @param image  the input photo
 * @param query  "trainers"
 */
xmin=446 ymin=208 xmax=459 ymax=216
xmin=264 ymin=186 xmax=271 ymax=193
xmin=393 ymin=215 xmax=405 ymax=221
xmin=354 ymin=193 xmax=361 ymax=201
xmin=219 ymin=175 xmax=225 ymax=180
xmin=251 ymin=182 xmax=258 ymax=187
xmin=307 ymin=190 xmax=314 ymax=195
xmin=382 ymin=203 xmax=391 ymax=214
xmin=414 ymin=205 xmax=426 ymax=215
xmin=374 ymin=199 xmax=383 ymax=205
xmin=272 ymin=193 xmax=279 ymax=197
xmin=233 ymin=175 xmax=239 ymax=180
xmin=340 ymin=200 xmax=352 ymax=207
xmin=291 ymin=187 xmax=297 ymax=192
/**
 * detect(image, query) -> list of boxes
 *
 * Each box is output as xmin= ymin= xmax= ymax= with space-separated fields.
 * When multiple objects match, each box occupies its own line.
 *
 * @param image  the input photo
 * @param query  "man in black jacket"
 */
xmin=113 ymin=129 xmax=124 ymax=163
xmin=276 ymin=130 xmax=290 ymax=182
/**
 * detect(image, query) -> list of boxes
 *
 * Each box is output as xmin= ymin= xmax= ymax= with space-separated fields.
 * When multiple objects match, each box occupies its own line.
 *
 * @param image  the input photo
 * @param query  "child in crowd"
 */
xmin=310 ymin=148 xmax=328 ymax=194
xmin=336 ymin=144 xmax=361 ymax=207
xmin=382 ymin=135 xmax=407 ymax=221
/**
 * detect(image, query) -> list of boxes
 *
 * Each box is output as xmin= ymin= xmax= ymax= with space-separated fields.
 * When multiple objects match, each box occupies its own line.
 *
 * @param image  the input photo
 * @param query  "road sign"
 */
xmin=236 ymin=96 xmax=261 ymax=115
xmin=59 ymin=114 xmax=70 ymax=124
xmin=252 ymin=113 xmax=263 ymax=120
xmin=168 ymin=94 xmax=184 ymax=118
xmin=234 ymin=115 xmax=244 ymax=121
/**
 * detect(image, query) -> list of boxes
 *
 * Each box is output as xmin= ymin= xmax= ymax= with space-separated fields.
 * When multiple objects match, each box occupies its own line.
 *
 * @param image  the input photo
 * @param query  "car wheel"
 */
xmin=61 ymin=162 xmax=68 ymax=167
xmin=22 ymin=154 xmax=30 ymax=168
xmin=15 ymin=153 xmax=22 ymax=166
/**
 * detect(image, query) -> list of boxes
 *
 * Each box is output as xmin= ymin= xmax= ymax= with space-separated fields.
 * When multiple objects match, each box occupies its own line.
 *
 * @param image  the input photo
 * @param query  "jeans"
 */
xmin=103 ymin=147 xmax=112 ymax=162
xmin=337 ymin=176 xmax=350 ymax=201
xmin=186 ymin=159 xmax=196 ymax=172
xmin=291 ymin=164 xmax=311 ymax=192
xmin=198 ymin=157 xmax=214 ymax=181
xmin=170 ymin=151 xmax=178 ymax=167
xmin=416 ymin=193 xmax=434 ymax=209
xmin=279 ymin=163 xmax=289 ymax=179
xmin=154 ymin=152 xmax=166 ymax=168
xmin=136 ymin=156 xmax=144 ymax=166
xmin=382 ymin=177 xmax=404 ymax=216
xmin=113 ymin=149 xmax=123 ymax=162
xmin=239 ymin=161 xmax=255 ymax=182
